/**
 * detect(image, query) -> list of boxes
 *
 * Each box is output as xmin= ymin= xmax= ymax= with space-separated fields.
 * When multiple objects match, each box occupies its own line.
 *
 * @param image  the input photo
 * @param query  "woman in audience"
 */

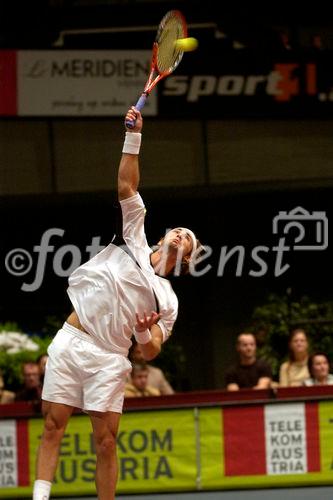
xmin=304 ymin=353 xmax=333 ymax=386
xmin=279 ymin=328 xmax=310 ymax=387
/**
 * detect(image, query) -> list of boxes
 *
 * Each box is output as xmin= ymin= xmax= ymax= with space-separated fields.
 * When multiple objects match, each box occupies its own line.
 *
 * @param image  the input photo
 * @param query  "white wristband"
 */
xmin=122 ymin=132 xmax=142 ymax=155
xmin=134 ymin=329 xmax=152 ymax=344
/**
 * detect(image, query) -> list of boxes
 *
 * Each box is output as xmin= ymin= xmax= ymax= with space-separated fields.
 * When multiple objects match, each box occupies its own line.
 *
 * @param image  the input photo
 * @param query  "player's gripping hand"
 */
xmin=125 ymin=107 xmax=143 ymax=133
xmin=135 ymin=311 xmax=160 ymax=332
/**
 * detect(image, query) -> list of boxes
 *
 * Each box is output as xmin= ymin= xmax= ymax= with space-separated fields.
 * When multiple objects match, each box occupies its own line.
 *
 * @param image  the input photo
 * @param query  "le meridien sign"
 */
xmin=0 ymin=50 xmax=156 ymax=116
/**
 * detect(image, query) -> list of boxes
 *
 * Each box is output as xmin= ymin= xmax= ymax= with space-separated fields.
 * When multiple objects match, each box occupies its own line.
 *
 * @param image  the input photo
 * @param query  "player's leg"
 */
xmin=88 ymin=410 xmax=122 ymax=500
xmin=33 ymin=401 xmax=73 ymax=499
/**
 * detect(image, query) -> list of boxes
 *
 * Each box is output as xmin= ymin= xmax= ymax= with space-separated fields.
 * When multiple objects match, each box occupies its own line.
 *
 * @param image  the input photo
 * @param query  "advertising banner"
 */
xmin=159 ymin=51 xmax=333 ymax=118
xmin=0 ymin=50 xmax=156 ymax=116
xmin=1 ymin=401 xmax=333 ymax=498
xmin=1 ymin=50 xmax=332 ymax=117
xmin=0 ymin=408 xmax=197 ymax=498
xmin=0 ymin=51 xmax=17 ymax=116
xmin=0 ymin=419 xmax=29 ymax=490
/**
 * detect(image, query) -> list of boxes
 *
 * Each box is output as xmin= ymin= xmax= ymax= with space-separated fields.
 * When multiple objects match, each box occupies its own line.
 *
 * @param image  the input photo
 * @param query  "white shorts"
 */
xmin=42 ymin=323 xmax=132 ymax=413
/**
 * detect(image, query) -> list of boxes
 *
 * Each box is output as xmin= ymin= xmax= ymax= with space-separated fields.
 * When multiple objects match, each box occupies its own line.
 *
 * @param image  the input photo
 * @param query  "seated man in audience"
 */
xmin=0 ymin=373 xmax=15 ymax=404
xmin=15 ymin=361 xmax=42 ymax=409
xmin=303 ymin=353 xmax=333 ymax=386
xmin=129 ymin=341 xmax=174 ymax=394
xmin=125 ymin=363 xmax=161 ymax=398
xmin=225 ymin=332 xmax=272 ymax=390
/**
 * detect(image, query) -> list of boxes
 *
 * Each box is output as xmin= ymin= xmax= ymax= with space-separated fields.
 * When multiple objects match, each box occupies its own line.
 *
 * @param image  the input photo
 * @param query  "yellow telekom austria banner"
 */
xmin=0 ymin=409 xmax=197 ymax=498
xmin=1 ymin=402 xmax=333 ymax=498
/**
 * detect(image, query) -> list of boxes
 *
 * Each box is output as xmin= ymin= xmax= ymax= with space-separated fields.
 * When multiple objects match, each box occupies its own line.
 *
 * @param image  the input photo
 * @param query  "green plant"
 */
xmin=151 ymin=340 xmax=187 ymax=391
xmin=250 ymin=294 xmax=333 ymax=378
xmin=0 ymin=322 xmax=53 ymax=390
xmin=41 ymin=315 xmax=65 ymax=336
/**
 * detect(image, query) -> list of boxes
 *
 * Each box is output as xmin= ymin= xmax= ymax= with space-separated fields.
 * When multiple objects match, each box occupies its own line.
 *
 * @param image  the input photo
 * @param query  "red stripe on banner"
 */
xmin=306 ymin=402 xmax=320 ymax=472
xmin=223 ymin=405 xmax=266 ymax=476
xmin=0 ymin=50 xmax=17 ymax=115
xmin=306 ymin=63 xmax=317 ymax=95
xmin=16 ymin=419 xmax=30 ymax=486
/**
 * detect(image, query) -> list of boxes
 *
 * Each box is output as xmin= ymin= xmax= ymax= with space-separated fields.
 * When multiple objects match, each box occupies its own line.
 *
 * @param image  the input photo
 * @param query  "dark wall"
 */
xmin=1 ymin=183 xmax=331 ymax=389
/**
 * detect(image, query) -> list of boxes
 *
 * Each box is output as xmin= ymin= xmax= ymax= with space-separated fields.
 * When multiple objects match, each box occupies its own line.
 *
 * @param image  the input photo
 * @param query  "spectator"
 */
xmin=310 ymin=33 xmax=326 ymax=52
xmin=129 ymin=341 xmax=174 ymax=395
xmin=0 ymin=373 xmax=15 ymax=404
xmin=37 ymin=353 xmax=48 ymax=384
xmin=279 ymin=328 xmax=310 ymax=387
xmin=276 ymin=29 xmax=293 ymax=50
xmin=225 ymin=332 xmax=272 ymax=390
xmin=15 ymin=361 xmax=42 ymax=409
xmin=303 ymin=353 xmax=333 ymax=386
xmin=125 ymin=363 xmax=161 ymax=398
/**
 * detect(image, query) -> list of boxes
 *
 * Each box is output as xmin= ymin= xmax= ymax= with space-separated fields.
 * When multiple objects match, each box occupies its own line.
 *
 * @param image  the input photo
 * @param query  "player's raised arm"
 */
xmin=118 ymin=107 xmax=143 ymax=201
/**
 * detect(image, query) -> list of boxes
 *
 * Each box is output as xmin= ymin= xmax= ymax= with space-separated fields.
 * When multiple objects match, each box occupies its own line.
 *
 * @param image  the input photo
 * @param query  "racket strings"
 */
xmin=156 ymin=15 xmax=185 ymax=73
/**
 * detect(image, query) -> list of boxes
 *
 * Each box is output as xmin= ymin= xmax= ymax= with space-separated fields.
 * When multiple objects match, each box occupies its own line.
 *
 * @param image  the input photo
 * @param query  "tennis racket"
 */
xmin=126 ymin=10 xmax=187 ymax=128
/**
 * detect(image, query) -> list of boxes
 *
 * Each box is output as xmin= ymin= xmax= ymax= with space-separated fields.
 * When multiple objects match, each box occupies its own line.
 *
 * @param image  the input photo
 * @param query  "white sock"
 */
xmin=33 ymin=479 xmax=52 ymax=500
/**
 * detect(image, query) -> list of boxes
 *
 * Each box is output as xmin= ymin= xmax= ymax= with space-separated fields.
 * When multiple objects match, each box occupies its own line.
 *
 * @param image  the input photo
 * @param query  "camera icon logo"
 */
xmin=272 ymin=206 xmax=328 ymax=251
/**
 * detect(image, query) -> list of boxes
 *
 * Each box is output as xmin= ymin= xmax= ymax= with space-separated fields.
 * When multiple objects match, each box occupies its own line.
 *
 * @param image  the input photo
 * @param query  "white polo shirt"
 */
xmin=67 ymin=192 xmax=178 ymax=355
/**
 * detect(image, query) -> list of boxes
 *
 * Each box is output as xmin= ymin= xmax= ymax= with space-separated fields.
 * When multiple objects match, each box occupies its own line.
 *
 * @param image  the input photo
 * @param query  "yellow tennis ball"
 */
xmin=174 ymin=37 xmax=198 ymax=52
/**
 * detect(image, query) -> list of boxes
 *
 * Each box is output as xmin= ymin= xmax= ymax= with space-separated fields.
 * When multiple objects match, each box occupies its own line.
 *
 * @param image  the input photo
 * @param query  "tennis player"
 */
xmin=33 ymin=107 xmax=200 ymax=500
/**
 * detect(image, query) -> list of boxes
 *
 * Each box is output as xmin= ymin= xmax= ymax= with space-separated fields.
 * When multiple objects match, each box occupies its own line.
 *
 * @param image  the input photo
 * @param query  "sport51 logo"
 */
xmin=163 ymin=63 xmax=317 ymax=102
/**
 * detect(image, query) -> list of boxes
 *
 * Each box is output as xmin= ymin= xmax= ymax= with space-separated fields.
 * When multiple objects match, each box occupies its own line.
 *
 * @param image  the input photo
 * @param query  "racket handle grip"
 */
xmin=125 ymin=93 xmax=147 ymax=129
